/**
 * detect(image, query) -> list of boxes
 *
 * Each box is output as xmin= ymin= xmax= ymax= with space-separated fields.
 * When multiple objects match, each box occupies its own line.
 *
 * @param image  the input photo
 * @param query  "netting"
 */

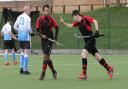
xmin=0 ymin=8 xmax=40 ymax=50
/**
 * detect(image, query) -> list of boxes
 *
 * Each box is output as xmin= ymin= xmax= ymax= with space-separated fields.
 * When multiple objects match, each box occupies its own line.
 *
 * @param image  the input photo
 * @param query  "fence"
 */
xmin=0 ymin=2 xmax=127 ymax=13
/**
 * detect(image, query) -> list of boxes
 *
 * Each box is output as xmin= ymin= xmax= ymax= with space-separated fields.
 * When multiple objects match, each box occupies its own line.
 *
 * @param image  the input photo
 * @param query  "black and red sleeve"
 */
xmin=36 ymin=16 xmax=43 ymax=31
xmin=83 ymin=16 xmax=94 ymax=23
xmin=51 ymin=17 xmax=59 ymax=41
xmin=72 ymin=21 xmax=78 ymax=27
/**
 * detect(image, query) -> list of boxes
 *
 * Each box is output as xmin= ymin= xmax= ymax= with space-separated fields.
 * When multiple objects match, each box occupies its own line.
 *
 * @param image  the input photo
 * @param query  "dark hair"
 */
xmin=43 ymin=4 xmax=50 ymax=11
xmin=7 ymin=18 xmax=12 ymax=23
xmin=72 ymin=10 xmax=80 ymax=17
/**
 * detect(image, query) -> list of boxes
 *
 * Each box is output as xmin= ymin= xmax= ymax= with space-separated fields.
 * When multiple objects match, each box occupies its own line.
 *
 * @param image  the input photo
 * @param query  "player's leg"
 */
xmin=39 ymin=40 xmax=48 ymax=80
xmin=4 ymin=41 xmax=10 ymax=65
xmin=47 ymin=57 xmax=57 ymax=80
xmin=22 ymin=41 xmax=31 ymax=74
xmin=10 ymin=40 xmax=17 ymax=65
xmin=79 ymin=49 xmax=89 ymax=80
xmin=20 ymin=50 xmax=24 ymax=74
xmin=4 ymin=49 xmax=10 ymax=65
xmin=90 ymin=38 xmax=113 ymax=79
xmin=90 ymin=42 xmax=113 ymax=80
xmin=39 ymin=55 xmax=57 ymax=80
xmin=78 ymin=39 xmax=93 ymax=80
xmin=19 ymin=41 xmax=24 ymax=74
xmin=39 ymin=54 xmax=48 ymax=80
xmin=11 ymin=48 xmax=18 ymax=65
xmin=22 ymin=49 xmax=30 ymax=74
xmin=39 ymin=40 xmax=57 ymax=80
xmin=94 ymin=52 xmax=113 ymax=79
xmin=46 ymin=45 xmax=57 ymax=80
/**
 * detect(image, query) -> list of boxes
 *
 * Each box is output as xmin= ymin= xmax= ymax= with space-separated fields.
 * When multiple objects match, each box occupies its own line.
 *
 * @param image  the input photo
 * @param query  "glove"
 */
xmin=94 ymin=31 xmax=99 ymax=38
xmin=31 ymin=32 xmax=36 ymax=37
xmin=41 ymin=35 xmax=48 ymax=39
xmin=54 ymin=37 xmax=57 ymax=41
xmin=53 ymin=39 xmax=57 ymax=44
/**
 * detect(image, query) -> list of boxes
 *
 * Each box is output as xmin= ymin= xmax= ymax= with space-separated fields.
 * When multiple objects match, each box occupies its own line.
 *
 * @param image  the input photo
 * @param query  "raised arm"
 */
xmin=60 ymin=16 xmax=74 ymax=28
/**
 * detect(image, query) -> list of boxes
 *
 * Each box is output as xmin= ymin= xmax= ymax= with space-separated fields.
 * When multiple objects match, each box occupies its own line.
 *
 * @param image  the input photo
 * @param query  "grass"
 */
xmin=0 ymin=54 xmax=128 ymax=89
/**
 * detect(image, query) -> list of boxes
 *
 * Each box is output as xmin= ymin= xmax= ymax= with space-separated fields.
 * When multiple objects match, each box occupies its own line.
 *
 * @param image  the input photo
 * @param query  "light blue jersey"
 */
xmin=1 ymin=23 xmax=12 ymax=41
xmin=14 ymin=13 xmax=32 ymax=41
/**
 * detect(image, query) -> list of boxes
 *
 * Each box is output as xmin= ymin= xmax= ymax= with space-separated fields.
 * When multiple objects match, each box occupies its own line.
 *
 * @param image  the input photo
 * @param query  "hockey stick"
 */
xmin=35 ymin=31 xmax=63 ymax=46
xmin=74 ymin=34 xmax=105 ymax=39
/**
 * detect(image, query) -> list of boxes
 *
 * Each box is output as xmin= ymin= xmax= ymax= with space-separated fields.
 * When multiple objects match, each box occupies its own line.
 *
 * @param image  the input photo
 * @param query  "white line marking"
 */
xmin=0 ymin=61 xmax=128 ymax=68
xmin=114 ymin=73 xmax=120 ymax=75
xmin=0 ymin=54 xmax=20 ymax=56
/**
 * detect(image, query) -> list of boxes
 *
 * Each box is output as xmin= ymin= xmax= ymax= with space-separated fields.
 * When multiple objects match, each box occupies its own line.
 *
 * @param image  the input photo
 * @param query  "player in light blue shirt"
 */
xmin=14 ymin=5 xmax=34 ymax=74
xmin=1 ymin=20 xmax=17 ymax=65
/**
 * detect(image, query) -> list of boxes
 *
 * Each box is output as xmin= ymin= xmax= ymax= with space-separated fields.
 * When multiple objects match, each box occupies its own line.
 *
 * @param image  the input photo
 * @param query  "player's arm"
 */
xmin=28 ymin=18 xmax=32 ymax=34
xmin=36 ymin=17 xmax=47 ymax=39
xmin=27 ymin=17 xmax=35 ymax=37
xmin=1 ymin=32 xmax=3 ymax=34
xmin=36 ymin=17 xmax=42 ymax=35
xmin=9 ymin=32 xmax=17 ymax=40
xmin=35 ymin=18 xmax=43 ymax=37
xmin=54 ymin=26 xmax=59 ymax=41
xmin=51 ymin=17 xmax=59 ymax=41
xmin=60 ymin=16 xmax=74 ymax=28
xmin=92 ymin=19 xmax=100 ymax=38
xmin=14 ymin=20 xmax=19 ymax=31
xmin=1 ymin=27 xmax=4 ymax=35
xmin=36 ymin=17 xmax=41 ymax=32
xmin=8 ymin=25 xmax=17 ymax=40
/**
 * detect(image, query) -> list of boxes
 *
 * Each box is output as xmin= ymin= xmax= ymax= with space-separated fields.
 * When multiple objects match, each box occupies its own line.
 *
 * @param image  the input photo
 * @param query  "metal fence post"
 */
xmin=91 ymin=4 xmax=93 ymax=10
xmin=63 ymin=5 xmax=65 ymax=14
xmin=51 ymin=6 xmax=53 ymax=14
xmin=36 ymin=6 xmax=38 ymax=11
xmin=78 ymin=5 xmax=80 ymax=12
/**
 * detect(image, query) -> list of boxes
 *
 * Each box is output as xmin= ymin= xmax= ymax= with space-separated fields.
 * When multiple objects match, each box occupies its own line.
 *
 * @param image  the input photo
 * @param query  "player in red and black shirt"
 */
xmin=60 ymin=10 xmax=113 ymax=80
xmin=36 ymin=4 xmax=59 ymax=80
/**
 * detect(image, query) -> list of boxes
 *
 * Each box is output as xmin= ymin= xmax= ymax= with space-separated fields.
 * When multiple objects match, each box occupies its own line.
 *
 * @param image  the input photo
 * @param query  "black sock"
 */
xmin=82 ymin=58 xmax=87 ymax=75
xmin=99 ymin=58 xmax=111 ymax=71
xmin=47 ymin=60 xmax=55 ymax=73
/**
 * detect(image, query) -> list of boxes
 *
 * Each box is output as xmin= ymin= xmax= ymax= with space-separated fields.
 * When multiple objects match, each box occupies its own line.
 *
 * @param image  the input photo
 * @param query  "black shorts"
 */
xmin=4 ymin=40 xmax=15 ymax=49
xmin=41 ymin=39 xmax=53 ymax=56
xmin=19 ymin=41 xmax=30 ymax=49
xmin=84 ymin=38 xmax=98 ymax=56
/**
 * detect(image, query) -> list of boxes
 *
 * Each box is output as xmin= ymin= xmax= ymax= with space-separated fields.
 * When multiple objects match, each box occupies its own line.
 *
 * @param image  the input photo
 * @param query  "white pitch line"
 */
xmin=0 ymin=61 xmax=128 ymax=68
xmin=54 ymin=61 xmax=128 ymax=65
xmin=0 ymin=64 xmax=121 ymax=76
xmin=114 ymin=72 xmax=120 ymax=75
xmin=0 ymin=54 xmax=20 ymax=56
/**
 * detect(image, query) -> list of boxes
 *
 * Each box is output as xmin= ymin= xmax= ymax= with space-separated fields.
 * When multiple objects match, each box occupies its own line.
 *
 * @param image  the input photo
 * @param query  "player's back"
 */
xmin=15 ymin=13 xmax=31 ymax=41
xmin=1 ymin=23 xmax=12 ymax=40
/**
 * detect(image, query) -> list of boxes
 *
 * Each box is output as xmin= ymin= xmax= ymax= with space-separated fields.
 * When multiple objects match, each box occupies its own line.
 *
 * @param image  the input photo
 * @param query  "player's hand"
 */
xmin=12 ymin=36 xmax=17 ymax=40
xmin=94 ymin=31 xmax=100 ymax=38
xmin=41 ymin=35 xmax=48 ymax=39
xmin=53 ymin=40 xmax=57 ymax=43
xmin=52 ymin=40 xmax=57 ymax=47
xmin=60 ymin=16 xmax=64 ymax=23
xmin=31 ymin=32 xmax=36 ymax=37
